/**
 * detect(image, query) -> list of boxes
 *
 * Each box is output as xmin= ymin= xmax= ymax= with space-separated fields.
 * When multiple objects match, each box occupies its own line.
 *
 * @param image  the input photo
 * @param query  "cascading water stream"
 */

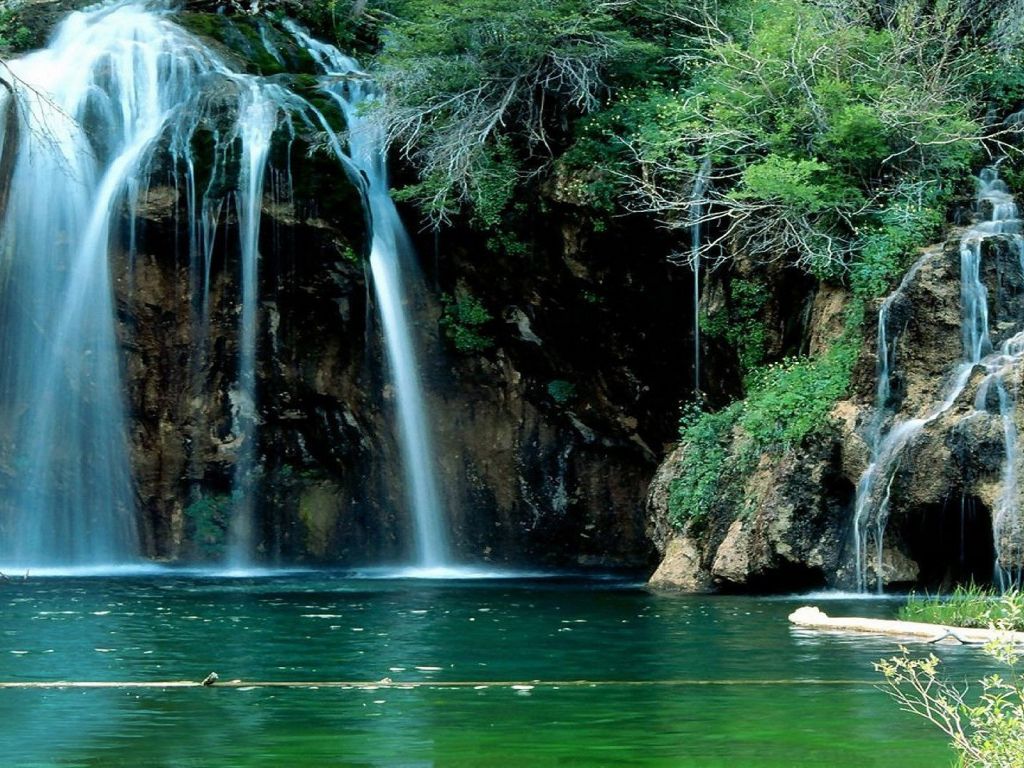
xmin=852 ymin=168 xmax=1024 ymax=591
xmin=0 ymin=3 xmax=212 ymax=567
xmin=225 ymin=86 xmax=279 ymax=568
xmin=0 ymin=1 xmax=303 ymax=568
xmin=0 ymin=0 xmax=453 ymax=570
xmin=285 ymin=21 xmax=451 ymax=569
xmin=690 ymin=158 xmax=711 ymax=396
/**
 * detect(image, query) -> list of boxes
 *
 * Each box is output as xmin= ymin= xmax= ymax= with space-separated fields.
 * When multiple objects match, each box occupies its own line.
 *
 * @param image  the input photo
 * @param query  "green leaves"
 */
xmin=738 ymin=341 xmax=856 ymax=449
xmin=611 ymin=0 xmax=1000 ymax=277
xmin=668 ymin=403 xmax=742 ymax=524
xmin=878 ymin=635 xmax=1024 ymax=767
xmin=0 ymin=7 xmax=34 ymax=52
xmin=733 ymin=157 xmax=854 ymax=213
xmin=701 ymin=277 xmax=768 ymax=375
xmin=371 ymin=0 xmax=656 ymax=226
xmin=440 ymin=292 xmax=494 ymax=354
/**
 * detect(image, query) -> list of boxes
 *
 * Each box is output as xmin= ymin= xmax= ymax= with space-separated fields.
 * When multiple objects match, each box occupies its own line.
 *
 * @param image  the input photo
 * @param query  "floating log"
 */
xmin=788 ymin=606 xmax=1024 ymax=644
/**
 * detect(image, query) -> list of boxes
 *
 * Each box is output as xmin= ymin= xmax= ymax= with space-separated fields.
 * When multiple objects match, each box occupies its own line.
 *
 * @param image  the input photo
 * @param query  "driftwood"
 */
xmin=789 ymin=606 xmax=1024 ymax=644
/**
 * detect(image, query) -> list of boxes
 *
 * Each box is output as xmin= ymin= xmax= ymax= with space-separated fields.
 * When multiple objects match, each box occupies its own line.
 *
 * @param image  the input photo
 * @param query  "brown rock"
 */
xmin=647 ymin=535 xmax=711 ymax=592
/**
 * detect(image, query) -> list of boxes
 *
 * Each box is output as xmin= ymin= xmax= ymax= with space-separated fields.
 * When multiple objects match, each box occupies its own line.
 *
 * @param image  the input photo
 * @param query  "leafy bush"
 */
xmin=370 ymin=0 xmax=656 ymax=224
xmin=850 ymin=193 xmax=946 ymax=297
xmin=668 ymin=402 xmax=742 ymax=524
xmin=701 ymin=277 xmax=769 ymax=375
xmin=617 ymin=0 xmax=999 ymax=276
xmin=0 ymin=7 xmax=34 ymax=52
xmin=877 ymin=639 xmax=1024 ymax=767
xmin=440 ymin=292 xmax=494 ymax=353
xmin=738 ymin=339 xmax=858 ymax=450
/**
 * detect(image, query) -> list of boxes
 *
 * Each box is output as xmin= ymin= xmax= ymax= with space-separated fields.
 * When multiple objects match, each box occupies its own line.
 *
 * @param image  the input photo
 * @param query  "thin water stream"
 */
xmin=284 ymin=21 xmax=451 ymax=569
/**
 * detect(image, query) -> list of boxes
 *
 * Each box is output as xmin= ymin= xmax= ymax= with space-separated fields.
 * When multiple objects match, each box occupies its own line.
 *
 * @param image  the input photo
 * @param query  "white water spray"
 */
xmin=0 ymin=2 xmax=300 ymax=568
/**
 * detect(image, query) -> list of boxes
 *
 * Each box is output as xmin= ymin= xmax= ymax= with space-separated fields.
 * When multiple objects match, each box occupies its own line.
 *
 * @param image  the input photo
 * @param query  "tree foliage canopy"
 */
xmin=294 ymin=0 xmax=1024 ymax=290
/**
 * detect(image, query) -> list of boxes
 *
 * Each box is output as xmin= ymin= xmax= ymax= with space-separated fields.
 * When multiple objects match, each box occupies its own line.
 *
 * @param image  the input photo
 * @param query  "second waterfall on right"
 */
xmin=852 ymin=167 xmax=1024 ymax=592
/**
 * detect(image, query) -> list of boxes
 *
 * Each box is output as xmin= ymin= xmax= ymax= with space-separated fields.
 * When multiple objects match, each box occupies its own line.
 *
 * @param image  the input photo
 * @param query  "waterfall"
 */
xmin=0 ymin=2 xmax=210 ymax=567
xmin=852 ymin=168 xmax=1024 ymax=591
xmin=285 ymin=22 xmax=451 ymax=569
xmin=0 ymin=1 xmax=303 ymax=568
xmin=690 ymin=158 xmax=711 ymax=396
xmin=226 ymin=86 xmax=279 ymax=568
xmin=0 ymin=0 xmax=452 ymax=570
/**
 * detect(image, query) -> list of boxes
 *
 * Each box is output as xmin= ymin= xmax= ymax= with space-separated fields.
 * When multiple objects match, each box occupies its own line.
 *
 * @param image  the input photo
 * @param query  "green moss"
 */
xmin=298 ymin=484 xmax=341 ymax=558
xmin=176 ymin=13 xmax=312 ymax=75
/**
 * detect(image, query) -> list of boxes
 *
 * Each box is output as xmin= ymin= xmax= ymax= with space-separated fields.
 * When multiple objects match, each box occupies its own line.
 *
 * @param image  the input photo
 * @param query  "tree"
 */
xmin=614 ymin=0 xmax=1024 ymax=278
xmin=366 ymin=0 xmax=656 ymax=225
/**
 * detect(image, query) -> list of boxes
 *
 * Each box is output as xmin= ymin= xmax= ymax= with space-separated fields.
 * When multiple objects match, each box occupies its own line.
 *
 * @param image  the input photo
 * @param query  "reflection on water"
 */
xmin=0 ymin=575 xmax=990 ymax=766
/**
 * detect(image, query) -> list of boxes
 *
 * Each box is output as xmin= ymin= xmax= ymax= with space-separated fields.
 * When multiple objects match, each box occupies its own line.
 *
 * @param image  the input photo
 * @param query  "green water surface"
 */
xmin=0 ymin=573 xmax=990 ymax=766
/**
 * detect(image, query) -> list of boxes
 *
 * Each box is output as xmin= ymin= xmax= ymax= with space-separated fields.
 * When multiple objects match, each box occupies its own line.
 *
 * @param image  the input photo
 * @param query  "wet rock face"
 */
xmin=880 ymin=243 xmax=963 ymax=415
xmin=115 ymin=170 xmax=664 ymax=569
xmin=984 ymin=237 xmax=1024 ymax=348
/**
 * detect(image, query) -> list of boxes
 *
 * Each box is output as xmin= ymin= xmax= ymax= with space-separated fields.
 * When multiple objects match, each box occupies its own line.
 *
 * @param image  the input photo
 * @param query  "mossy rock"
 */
xmin=177 ymin=12 xmax=315 ymax=76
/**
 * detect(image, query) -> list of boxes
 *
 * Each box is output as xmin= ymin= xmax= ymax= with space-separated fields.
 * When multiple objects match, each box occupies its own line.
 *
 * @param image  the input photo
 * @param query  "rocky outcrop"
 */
xmin=648 ymin=427 xmax=853 ymax=592
xmin=648 ymin=218 xmax=1024 ymax=592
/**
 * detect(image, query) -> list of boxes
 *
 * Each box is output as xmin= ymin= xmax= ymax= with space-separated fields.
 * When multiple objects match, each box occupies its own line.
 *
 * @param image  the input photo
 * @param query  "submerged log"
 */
xmin=788 ymin=606 xmax=1024 ymax=644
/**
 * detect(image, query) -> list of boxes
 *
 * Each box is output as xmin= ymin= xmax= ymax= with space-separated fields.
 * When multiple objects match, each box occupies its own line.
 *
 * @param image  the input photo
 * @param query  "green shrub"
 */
xmin=701 ymin=277 xmax=769 ymax=376
xmin=0 ymin=7 xmax=34 ymax=52
xmin=668 ymin=402 xmax=741 ymax=524
xmin=617 ymin=0 xmax=989 ymax=275
xmin=371 ymin=0 xmax=656 ymax=224
xmin=738 ymin=338 xmax=857 ymax=451
xmin=440 ymin=292 xmax=494 ymax=353
xmin=877 ymin=639 xmax=1024 ymax=767
xmin=850 ymin=195 xmax=946 ymax=298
